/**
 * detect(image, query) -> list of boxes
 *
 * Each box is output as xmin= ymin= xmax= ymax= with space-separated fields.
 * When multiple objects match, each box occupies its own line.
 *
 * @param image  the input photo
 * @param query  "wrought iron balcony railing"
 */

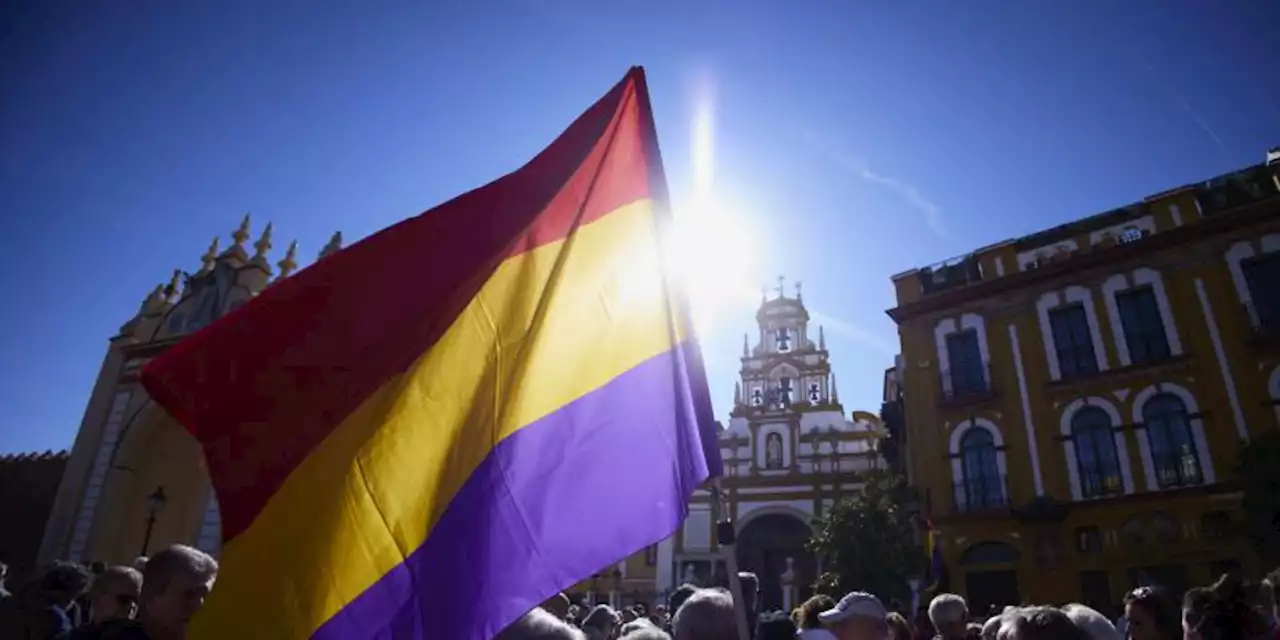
xmin=939 ymin=362 xmax=996 ymax=404
xmin=953 ymin=475 xmax=1010 ymax=514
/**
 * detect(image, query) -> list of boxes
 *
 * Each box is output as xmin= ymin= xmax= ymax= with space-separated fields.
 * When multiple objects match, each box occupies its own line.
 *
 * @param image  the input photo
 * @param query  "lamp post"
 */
xmin=141 ymin=486 xmax=167 ymax=556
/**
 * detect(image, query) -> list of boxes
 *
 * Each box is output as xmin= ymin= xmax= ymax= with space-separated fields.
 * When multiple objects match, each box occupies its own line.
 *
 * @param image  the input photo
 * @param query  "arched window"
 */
xmin=1142 ymin=394 xmax=1201 ymax=488
xmin=1072 ymin=407 xmax=1123 ymax=497
xmin=958 ymin=429 xmax=1004 ymax=511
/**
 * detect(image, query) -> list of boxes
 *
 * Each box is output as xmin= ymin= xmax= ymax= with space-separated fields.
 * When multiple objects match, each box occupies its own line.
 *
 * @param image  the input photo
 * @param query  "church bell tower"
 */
xmin=727 ymin=277 xmax=842 ymax=473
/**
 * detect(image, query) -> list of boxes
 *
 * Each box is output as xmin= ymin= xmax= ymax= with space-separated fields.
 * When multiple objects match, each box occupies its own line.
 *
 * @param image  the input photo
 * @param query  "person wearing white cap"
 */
xmin=818 ymin=591 xmax=889 ymax=640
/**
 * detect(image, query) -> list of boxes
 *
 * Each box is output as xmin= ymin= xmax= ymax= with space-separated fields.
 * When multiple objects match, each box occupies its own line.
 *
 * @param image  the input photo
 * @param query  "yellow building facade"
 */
xmin=37 ymin=217 xmax=339 ymax=567
xmin=886 ymin=154 xmax=1280 ymax=614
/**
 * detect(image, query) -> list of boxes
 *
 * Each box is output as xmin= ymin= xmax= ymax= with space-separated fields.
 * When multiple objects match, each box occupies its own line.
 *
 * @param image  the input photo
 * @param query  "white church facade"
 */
xmin=574 ymin=281 xmax=887 ymax=612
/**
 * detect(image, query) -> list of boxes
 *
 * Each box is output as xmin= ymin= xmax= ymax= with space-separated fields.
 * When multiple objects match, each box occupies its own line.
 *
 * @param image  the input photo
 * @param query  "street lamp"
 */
xmin=141 ymin=485 xmax=167 ymax=556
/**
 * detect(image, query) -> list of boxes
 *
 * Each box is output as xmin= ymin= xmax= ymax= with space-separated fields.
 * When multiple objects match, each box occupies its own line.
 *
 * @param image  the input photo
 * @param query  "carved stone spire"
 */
xmin=795 ymin=280 xmax=803 ymax=300
xmin=123 ymin=284 xmax=164 ymax=334
xmin=742 ymin=333 xmax=749 ymax=357
xmin=319 ymin=231 xmax=344 ymax=260
xmin=735 ymin=381 xmax=743 ymax=406
xmin=223 ymin=214 xmax=251 ymax=262
xmin=830 ymin=372 xmax=839 ymax=403
xmin=142 ymin=284 xmax=167 ymax=315
xmin=200 ymin=237 xmax=219 ymax=274
xmin=277 ymin=240 xmax=298 ymax=278
xmin=251 ymin=222 xmax=274 ymax=270
xmin=819 ymin=325 xmax=826 ymax=350
xmin=163 ymin=269 xmax=183 ymax=302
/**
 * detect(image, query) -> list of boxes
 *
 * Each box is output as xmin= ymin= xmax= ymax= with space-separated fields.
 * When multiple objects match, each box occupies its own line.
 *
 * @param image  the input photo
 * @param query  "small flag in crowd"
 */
xmin=923 ymin=511 xmax=945 ymax=593
xmin=142 ymin=66 xmax=723 ymax=639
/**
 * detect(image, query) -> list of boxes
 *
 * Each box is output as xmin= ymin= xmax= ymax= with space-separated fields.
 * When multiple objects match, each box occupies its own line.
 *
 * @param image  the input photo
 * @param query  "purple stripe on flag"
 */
xmin=310 ymin=339 xmax=719 ymax=640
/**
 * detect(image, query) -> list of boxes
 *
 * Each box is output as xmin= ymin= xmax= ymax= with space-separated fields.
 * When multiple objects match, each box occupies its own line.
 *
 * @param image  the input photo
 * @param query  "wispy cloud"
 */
xmin=800 ymin=128 xmax=947 ymax=238
xmin=1089 ymin=9 xmax=1231 ymax=160
xmin=857 ymin=168 xmax=946 ymax=237
xmin=809 ymin=309 xmax=898 ymax=357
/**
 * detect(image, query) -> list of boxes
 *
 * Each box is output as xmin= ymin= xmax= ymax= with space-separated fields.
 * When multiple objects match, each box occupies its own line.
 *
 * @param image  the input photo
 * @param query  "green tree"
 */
xmin=1239 ymin=431 xmax=1280 ymax=571
xmin=807 ymin=470 xmax=924 ymax=604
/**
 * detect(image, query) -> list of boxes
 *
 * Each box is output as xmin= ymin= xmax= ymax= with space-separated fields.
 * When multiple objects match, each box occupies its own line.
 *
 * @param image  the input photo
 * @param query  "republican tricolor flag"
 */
xmin=142 ymin=66 xmax=723 ymax=639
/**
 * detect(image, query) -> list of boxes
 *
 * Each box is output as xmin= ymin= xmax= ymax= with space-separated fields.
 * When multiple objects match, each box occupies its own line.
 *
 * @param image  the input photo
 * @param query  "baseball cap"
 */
xmin=818 ymin=591 xmax=888 ymax=624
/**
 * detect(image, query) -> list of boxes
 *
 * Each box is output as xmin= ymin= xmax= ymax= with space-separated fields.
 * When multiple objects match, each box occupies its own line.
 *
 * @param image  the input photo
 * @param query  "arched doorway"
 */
xmin=736 ymin=512 xmax=816 ymax=611
xmin=960 ymin=541 xmax=1021 ymax=614
xmin=92 ymin=409 xmax=209 ymax=564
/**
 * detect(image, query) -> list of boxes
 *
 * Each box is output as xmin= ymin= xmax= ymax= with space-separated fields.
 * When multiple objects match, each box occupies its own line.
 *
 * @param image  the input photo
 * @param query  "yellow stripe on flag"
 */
xmin=190 ymin=198 xmax=689 ymax=638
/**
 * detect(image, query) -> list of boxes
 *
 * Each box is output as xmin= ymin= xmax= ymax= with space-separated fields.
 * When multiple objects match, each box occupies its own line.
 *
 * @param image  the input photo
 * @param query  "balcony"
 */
xmin=953 ymin=476 xmax=1010 ymax=515
xmin=1195 ymin=165 xmax=1279 ymax=217
xmin=938 ymin=363 xmax=998 ymax=406
xmin=1152 ymin=455 xmax=1203 ymax=490
xmin=919 ymin=254 xmax=984 ymax=296
xmin=1078 ymin=470 xmax=1125 ymax=499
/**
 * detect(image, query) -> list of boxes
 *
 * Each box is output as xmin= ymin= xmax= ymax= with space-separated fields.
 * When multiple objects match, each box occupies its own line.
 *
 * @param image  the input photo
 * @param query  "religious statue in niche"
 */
xmin=780 ymin=557 xmax=798 ymax=612
xmin=765 ymin=432 xmax=784 ymax=469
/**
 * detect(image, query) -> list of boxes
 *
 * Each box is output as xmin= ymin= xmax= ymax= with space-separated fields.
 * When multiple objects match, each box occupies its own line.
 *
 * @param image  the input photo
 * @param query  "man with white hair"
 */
xmin=928 ymin=594 xmax=970 ymax=640
xmin=1061 ymin=604 xmax=1122 ymax=640
xmin=996 ymin=606 xmax=1086 ymax=640
xmin=497 ymin=607 xmax=586 ymax=639
xmin=819 ymin=591 xmax=889 ymax=640
xmin=671 ymin=588 xmax=736 ymax=640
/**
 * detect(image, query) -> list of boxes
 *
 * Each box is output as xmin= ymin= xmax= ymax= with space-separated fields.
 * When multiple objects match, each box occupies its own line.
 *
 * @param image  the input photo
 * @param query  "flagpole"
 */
xmin=713 ymin=480 xmax=752 ymax=639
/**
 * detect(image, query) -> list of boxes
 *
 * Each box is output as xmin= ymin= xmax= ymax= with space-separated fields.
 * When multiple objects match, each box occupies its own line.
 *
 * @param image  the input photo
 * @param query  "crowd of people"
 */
xmin=0 ymin=544 xmax=217 ymax=639
xmin=502 ymin=568 xmax=1280 ymax=640
xmin=2 ymin=549 xmax=1278 ymax=640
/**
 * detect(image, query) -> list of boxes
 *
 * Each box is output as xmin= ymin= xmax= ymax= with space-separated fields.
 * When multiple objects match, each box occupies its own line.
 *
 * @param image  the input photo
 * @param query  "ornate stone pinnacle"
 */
xmin=142 ymin=284 xmax=167 ymax=315
xmin=200 ymin=236 xmax=219 ymax=273
xmin=231 ymin=214 xmax=251 ymax=248
xmin=252 ymin=222 xmax=274 ymax=262
xmin=163 ymin=269 xmax=182 ymax=301
xmin=277 ymin=240 xmax=298 ymax=278
xmin=319 ymin=231 xmax=344 ymax=259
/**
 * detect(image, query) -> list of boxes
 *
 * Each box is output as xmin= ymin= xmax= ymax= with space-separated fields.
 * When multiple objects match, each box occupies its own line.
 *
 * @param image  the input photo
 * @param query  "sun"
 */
xmin=610 ymin=82 xmax=759 ymax=337
xmin=665 ymin=90 xmax=759 ymax=338
xmin=668 ymin=192 xmax=758 ymax=337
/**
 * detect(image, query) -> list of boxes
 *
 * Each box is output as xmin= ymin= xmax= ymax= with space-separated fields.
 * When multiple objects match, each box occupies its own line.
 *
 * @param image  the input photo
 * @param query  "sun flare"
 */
xmin=608 ymin=82 xmax=760 ymax=337
xmin=666 ymin=88 xmax=759 ymax=338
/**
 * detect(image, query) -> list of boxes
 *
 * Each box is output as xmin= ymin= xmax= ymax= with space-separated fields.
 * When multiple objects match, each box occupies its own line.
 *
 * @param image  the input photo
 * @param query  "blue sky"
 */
xmin=1 ymin=0 xmax=1278 ymax=453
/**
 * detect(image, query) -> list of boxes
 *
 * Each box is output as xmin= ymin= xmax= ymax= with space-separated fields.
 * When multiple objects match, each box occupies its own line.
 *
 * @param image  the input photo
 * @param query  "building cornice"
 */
xmin=886 ymin=196 xmax=1279 ymax=324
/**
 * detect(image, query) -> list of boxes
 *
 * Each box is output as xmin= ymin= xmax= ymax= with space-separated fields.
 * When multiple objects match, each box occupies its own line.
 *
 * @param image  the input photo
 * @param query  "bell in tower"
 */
xmin=775 ymin=327 xmax=792 ymax=353
xmin=776 ymin=377 xmax=793 ymax=408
